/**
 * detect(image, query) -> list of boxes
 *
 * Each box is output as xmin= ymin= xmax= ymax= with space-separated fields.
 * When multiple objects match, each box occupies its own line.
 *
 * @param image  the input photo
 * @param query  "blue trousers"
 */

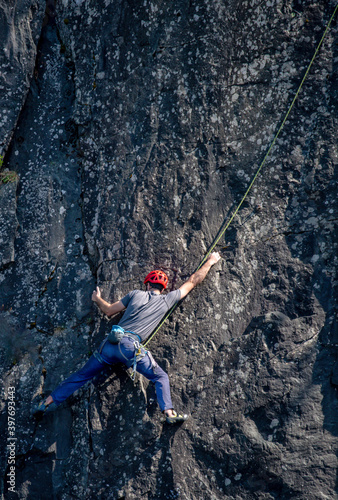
xmin=50 ymin=337 xmax=173 ymax=412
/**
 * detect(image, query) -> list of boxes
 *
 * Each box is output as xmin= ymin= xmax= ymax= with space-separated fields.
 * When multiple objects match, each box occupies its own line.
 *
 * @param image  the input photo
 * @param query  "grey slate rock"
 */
xmin=0 ymin=179 xmax=18 ymax=267
xmin=0 ymin=1 xmax=338 ymax=499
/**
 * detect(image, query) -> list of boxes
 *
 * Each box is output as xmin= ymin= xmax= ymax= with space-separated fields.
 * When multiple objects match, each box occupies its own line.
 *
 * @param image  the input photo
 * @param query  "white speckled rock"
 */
xmin=0 ymin=0 xmax=337 ymax=499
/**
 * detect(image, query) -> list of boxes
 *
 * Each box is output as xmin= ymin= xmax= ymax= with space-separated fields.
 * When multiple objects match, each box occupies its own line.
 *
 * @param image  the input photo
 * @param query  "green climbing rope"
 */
xmin=144 ymin=4 xmax=338 ymax=347
xmin=197 ymin=3 xmax=338 ymax=269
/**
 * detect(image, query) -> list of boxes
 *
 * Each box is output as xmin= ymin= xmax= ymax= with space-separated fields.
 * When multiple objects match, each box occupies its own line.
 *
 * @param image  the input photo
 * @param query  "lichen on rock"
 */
xmin=0 ymin=0 xmax=338 ymax=499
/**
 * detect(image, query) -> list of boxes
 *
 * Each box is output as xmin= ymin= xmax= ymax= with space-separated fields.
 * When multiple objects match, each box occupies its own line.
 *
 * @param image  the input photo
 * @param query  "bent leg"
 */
xmin=51 ymin=355 xmax=106 ymax=405
xmin=136 ymin=354 xmax=173 ymax=412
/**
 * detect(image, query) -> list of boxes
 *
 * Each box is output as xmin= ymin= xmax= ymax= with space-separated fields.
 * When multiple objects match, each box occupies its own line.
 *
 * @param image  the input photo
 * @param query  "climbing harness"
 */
xmin=108 ymin=326 xmax=147 ymax=380
xmin=94 ymin=325 xmax=147 ymax=380
xmin=107 ymin=324 xmax=142 ymax=345
xmin=117 ymin=338 xmax=145 ymax=380
xmin=118 ymin=336 xmax=156 ymax=381
xmin=143 ymin=4 xmax=338 ymax=348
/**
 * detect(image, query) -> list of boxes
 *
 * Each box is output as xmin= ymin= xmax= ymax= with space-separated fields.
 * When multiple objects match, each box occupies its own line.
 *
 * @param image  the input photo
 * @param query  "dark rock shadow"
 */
xmin=11 ymin=360 xmax=182 ymax=499
xmin=284 ymin=128 xmax=338 ymax=496
xmin=86 ymin=365 xmax=182 ymax=499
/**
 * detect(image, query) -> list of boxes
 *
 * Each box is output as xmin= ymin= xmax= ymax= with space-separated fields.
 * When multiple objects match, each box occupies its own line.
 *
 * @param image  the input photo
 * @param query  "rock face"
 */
xmin=1 ymin=0 xmax=337 ymax=498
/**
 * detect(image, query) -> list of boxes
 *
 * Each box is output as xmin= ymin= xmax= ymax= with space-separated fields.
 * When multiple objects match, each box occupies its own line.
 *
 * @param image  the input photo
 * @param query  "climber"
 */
xmin=33 ymin=252 xmax=221 ymax=424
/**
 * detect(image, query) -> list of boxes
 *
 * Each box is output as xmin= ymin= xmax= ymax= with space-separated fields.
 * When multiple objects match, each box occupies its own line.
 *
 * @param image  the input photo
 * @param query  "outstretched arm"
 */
xmin=179 ymin=252 xmax=221 ymax=300
xmin=92 ymin=287 xmax=125 ymax=317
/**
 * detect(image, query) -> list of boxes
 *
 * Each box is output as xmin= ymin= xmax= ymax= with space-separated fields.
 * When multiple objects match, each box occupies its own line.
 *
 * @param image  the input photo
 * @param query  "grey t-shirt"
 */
xmin=118 ymin=289 xmax=181 ymax=341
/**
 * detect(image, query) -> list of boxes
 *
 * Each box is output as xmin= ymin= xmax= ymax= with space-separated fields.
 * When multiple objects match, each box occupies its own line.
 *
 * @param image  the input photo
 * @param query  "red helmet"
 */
xmin=144 ymin=270 xmax=168 ymax=289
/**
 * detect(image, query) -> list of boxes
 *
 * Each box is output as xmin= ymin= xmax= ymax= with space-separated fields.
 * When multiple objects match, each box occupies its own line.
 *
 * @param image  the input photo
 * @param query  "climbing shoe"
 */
xmin=32 ymin=400 xmax=57 ymax=419
xmin=165 ymin=411 xmax=188 ymax=425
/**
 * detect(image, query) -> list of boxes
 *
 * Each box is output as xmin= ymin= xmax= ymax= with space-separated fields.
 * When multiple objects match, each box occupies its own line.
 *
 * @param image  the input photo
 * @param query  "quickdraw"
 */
xmin=130 ymin=341 xmax=147 ymax=381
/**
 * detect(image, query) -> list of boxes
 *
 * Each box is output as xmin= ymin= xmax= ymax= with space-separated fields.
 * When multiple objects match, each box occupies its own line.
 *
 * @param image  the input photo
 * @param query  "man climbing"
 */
xmin=33 ymin=252 xmax=221 ymax=424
